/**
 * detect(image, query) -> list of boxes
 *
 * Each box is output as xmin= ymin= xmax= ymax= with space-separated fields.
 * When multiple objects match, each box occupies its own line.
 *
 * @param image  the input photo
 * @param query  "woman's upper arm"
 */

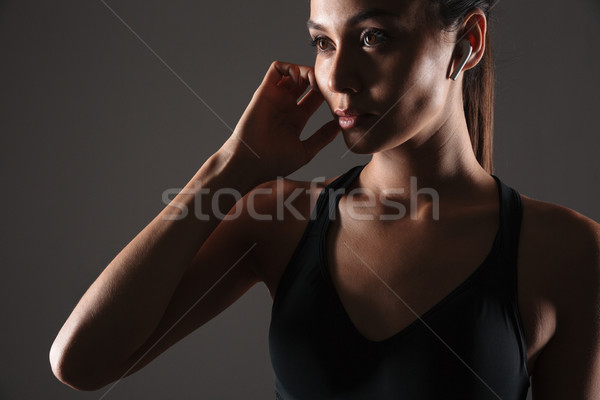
xmin=104 ymin=181 xmax=279 ymax=384
xmin=530 ymin=213 xmax=600 ymax=399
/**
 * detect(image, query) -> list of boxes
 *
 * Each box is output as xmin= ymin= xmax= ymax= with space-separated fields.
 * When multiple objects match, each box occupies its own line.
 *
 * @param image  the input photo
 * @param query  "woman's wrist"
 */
xmin=203 ymin=145 xmax=267 ymax=192
xmin=158 ymin=147 xmax=265 ymax=223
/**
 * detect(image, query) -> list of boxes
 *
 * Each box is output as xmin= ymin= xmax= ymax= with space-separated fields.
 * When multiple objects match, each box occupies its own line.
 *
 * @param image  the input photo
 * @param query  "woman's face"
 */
xmin=308 ymin=0 xmax=458 ymax=154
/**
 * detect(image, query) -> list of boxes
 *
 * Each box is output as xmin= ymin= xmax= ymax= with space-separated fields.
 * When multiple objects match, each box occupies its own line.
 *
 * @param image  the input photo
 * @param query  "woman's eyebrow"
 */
xmin=306 ymin=8 xmax=401 ymax=31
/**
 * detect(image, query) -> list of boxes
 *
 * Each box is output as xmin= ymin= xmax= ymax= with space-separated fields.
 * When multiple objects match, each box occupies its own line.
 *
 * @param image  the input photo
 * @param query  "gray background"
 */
xmin=1 ymin=0 xmax=599 ymax=399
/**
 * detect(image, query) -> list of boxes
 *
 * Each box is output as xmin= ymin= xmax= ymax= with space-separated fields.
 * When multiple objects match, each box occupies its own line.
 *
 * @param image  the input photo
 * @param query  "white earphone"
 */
xmin=450 ymin=40 xmax=473 ymax=81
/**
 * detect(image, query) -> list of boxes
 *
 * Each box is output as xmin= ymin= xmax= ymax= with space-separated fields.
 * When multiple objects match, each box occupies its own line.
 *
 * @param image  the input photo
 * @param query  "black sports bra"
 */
xmin=269 ymin=164 xmax=531 ymax=399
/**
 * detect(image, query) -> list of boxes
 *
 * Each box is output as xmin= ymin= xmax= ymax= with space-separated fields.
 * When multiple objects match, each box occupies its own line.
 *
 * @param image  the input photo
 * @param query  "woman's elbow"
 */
xmin=49 ymin=339 xmax=112 ymax=392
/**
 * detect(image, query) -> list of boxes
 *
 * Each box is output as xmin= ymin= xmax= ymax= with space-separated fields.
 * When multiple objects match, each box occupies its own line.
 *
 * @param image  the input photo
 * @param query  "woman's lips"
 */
xmin=336 ymin=114 xmax=375 ymax=129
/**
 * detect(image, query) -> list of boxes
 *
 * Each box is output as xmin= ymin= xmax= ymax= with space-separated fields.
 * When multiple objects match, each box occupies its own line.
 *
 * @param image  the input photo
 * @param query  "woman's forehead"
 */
xmin=308 ymin=0 xmax=430 ymax=31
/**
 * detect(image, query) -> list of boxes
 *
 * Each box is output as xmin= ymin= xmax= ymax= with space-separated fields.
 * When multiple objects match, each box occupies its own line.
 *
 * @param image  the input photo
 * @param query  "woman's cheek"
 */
xmin=314 ymin=62 xmax=331 ymax=102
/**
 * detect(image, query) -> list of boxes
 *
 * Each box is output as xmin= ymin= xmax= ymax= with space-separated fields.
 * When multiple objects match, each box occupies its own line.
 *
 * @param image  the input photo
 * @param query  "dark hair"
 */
xmin=429 ymin=0 xmax=495 ymax=174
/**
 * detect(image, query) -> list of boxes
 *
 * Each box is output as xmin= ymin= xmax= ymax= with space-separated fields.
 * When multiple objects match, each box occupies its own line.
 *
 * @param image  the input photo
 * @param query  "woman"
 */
xmin=50 ymin=0 xmax=600 ymax=398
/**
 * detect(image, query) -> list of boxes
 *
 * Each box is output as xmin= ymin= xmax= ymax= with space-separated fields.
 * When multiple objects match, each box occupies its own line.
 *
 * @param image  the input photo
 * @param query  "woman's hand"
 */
xmin=219 ymin=61 xmax=340 ymax=184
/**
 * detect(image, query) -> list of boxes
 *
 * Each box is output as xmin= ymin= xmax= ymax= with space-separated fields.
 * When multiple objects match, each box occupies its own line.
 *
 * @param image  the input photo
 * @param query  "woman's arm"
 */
xmin=49 ymin=61 xmax=339 ymax=391
xmin=48 ymin=151 xmax=260 ymax=390
xmin=530 ymin=210 xmax=600 ymax=399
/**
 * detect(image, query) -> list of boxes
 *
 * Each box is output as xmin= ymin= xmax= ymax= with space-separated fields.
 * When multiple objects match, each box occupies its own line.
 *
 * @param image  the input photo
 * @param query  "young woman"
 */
xmin=50 ymin=0 xmax=600 ymax=398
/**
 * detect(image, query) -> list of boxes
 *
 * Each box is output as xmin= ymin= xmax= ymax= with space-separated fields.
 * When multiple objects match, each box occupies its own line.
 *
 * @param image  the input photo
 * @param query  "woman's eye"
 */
xmin=316 ymin=38 xmax=330 ymax=51
xmin=363 ymin=32 xmax=377 ymax=46
xmin=361 ymin=30 xmax=387 ymax=47
xmin=309 ymin=37 xmax=331 ymax=53
xmin=309 ymin=30 xmax=388 ymax=54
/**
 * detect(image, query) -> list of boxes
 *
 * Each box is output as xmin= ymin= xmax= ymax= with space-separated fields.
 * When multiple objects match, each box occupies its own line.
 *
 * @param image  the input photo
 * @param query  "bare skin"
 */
xmin=50 ymin=0 xmax=600 ymax=397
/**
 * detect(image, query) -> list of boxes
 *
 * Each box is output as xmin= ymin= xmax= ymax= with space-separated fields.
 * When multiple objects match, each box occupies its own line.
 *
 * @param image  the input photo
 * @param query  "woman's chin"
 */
xmin=340 ymin=129 xmax=380 ymax=155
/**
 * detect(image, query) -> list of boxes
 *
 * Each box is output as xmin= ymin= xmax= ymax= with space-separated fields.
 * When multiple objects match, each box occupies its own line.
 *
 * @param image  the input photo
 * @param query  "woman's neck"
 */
xmin=359 ymin=109 xmax=490 ymax=207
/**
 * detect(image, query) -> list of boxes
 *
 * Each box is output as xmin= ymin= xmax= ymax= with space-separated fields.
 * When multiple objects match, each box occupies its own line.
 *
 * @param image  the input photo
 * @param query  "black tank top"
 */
xmin=269 ymin=163 xmax=531 ymax=400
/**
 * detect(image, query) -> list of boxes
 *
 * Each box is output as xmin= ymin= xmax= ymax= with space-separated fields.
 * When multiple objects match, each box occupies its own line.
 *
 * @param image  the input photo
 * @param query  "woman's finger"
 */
xmin=262 ymin=62 xmax=318 ymax=94
xmin=278 ymin=74 xmax=310 ymax=99
xmin=297 ymin=87 xmax=325 ymax=117
xmin=262 ymin=61 xmax=297 ymax=87
xmin=279 ymin=63 xmax=299 ymax=86
xmin=297 ymin=66 xmax=319 ymax=93
xmin=302 ymin=119 xmax=340 ymax=160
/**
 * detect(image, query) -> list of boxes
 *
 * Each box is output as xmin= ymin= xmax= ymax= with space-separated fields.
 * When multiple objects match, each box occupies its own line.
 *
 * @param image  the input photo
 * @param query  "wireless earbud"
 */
xmin=450 ymin=40 xmax=473 ymax=81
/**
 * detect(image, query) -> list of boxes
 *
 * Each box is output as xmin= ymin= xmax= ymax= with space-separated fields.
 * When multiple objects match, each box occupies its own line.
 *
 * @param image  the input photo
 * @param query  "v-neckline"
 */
xmin=318 ymin=168 xmax=504 ymax=345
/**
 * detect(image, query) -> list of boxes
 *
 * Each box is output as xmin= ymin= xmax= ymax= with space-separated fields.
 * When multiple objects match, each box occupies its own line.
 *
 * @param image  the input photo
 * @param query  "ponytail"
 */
xmin=432 ymin=0 xmax=495 ymax=174
xmin=463 ymin=31 xmax=494 ymax=174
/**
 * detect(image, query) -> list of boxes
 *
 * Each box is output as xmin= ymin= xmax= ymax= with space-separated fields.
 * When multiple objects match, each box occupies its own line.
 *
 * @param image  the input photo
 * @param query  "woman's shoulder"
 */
xmin=518 ymin=194 xmax=600 ymax=391
xmin=518 ymin=193 xmax=599 ymax=307
xmin=519 ymin=194 xmax=599 ymax=255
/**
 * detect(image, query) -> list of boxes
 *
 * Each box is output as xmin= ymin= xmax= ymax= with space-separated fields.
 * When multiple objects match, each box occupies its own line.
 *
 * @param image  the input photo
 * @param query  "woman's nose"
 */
xmin=327 ymin=45 xmax=361 ymax=94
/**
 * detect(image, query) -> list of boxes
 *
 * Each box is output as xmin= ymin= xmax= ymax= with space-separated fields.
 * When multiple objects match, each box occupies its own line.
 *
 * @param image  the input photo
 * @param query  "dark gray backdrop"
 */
xmin=1 ymin=0 xmax=598 ymax=399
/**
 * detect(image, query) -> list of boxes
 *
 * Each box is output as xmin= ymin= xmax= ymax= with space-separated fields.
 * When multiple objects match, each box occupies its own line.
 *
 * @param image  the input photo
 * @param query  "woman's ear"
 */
xmin=450 ymin=40 xmax=473 ymax=80
xmin=452 ymin=9 xmax=487 ymax=77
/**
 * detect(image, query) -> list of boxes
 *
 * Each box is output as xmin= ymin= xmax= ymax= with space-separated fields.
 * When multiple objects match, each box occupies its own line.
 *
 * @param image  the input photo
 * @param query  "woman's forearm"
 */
xmin=49 ymin=149 xmax=259 ymax=386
